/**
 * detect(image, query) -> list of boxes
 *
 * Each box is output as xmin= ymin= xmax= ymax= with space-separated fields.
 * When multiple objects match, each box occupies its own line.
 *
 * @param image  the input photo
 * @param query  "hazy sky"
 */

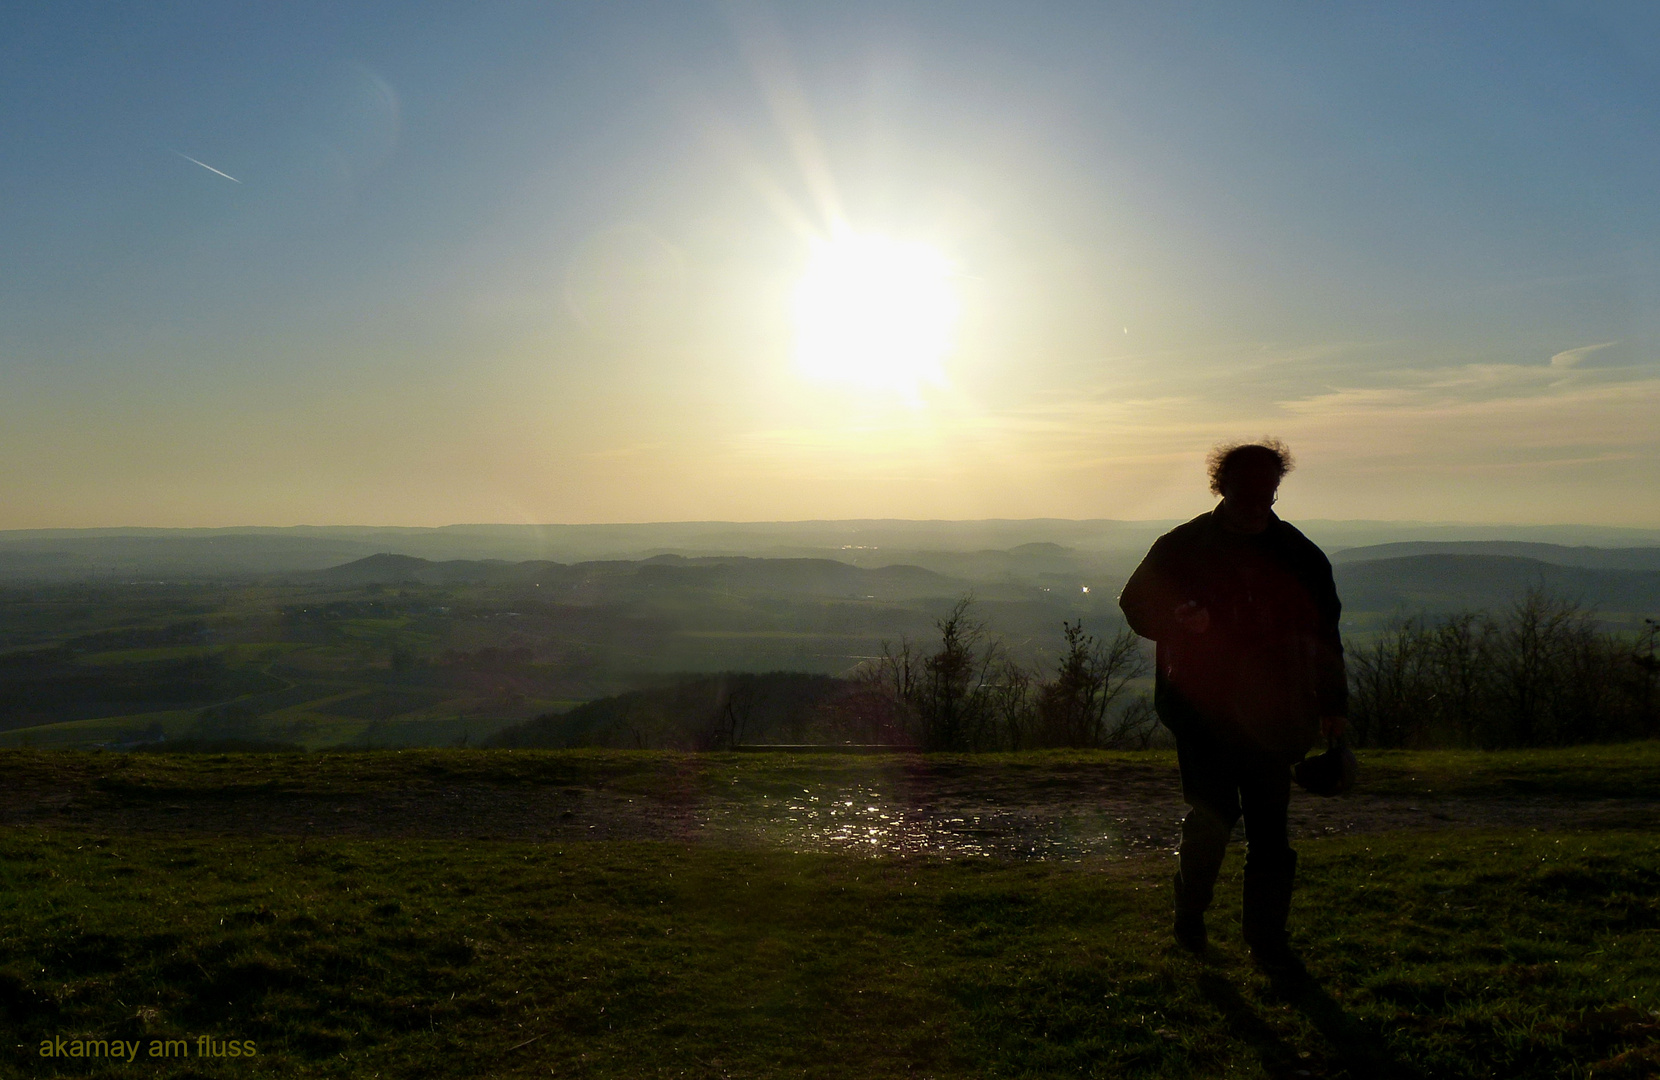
xmin=4 ymin=2 xmax=1658 ymax=528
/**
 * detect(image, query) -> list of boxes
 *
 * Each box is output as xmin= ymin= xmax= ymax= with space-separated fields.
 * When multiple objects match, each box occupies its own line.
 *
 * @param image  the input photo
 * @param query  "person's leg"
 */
xmin=1173 ymin=727 xmax=1242 ymax=953
xmin=1238 ymin=755 xmax=1299 ymax=970
xmin=1175 ymin=803 xmax=1233 ymax=951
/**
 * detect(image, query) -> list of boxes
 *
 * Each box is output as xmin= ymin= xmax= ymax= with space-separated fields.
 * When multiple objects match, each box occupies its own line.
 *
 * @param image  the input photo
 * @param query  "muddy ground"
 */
xmin=4 ymin=755 xmax=1655 ymax=859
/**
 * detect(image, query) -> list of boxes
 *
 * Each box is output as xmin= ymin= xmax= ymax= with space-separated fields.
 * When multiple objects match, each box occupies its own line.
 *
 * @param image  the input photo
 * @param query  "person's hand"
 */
xmin=1173 ymin=601 xmax=1210 ymax=634
xmin=1320 ymin=715 xmax=1347 ymax=739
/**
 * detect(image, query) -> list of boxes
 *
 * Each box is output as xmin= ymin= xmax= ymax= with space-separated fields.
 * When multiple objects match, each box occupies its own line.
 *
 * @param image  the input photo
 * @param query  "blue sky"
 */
xmin=3 ymin=2 xmax=1657 ymax=527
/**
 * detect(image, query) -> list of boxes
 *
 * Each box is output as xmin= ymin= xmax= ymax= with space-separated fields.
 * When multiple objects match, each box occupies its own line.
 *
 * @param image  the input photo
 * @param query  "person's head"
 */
xmin=1207 ymin=439 xmax=1294 ymax=533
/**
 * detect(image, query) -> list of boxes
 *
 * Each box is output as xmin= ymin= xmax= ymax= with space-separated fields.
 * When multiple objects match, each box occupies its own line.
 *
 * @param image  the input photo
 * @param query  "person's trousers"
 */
xmin=1171 ymin=721 xmax=1297 ymax=948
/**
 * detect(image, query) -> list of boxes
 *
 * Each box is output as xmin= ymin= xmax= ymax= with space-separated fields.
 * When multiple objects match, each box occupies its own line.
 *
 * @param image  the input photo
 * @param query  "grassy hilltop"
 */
xmin=2 ymin=745 xmax=1658 ymax=1078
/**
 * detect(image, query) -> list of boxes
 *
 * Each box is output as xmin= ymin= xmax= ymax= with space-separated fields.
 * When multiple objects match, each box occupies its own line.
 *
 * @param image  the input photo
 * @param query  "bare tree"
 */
xmin=1490 ymin=588 xmax=1592 ymax=746
xmin=1426 ymin=611 xmax=1493 ymax=747
xmin=1347 ymin=617 xmax=1434 ymax=748
xmin=695 ymin=674 xmax=762 ymax=750
xmin=1346 ymin=590 xmax=1660 ymax=749
xmin=864 ymin=637 xmax=923 ymax=743
xmin=984 ymin=659 xmax=1038 ymax=750
xmin=865 ymin=598 xmax=1004 ymax=750
xmin=1034 ymin=622 xmax=1150 ymax=748
xmin=1105 ymin=694 xmax=1161 ymax=750
xmin=1627 ymin=619 xmax=1660 ymax=737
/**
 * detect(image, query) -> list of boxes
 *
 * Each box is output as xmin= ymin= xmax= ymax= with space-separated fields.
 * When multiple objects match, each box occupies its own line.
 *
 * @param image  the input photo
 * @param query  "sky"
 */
xmin=3 ymin=2 xmax=1658 ymax=529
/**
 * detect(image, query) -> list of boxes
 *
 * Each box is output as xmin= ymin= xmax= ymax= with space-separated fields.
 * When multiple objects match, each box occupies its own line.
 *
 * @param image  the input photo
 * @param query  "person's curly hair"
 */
xmin=1206 ymin=439 xmax=1294 ymax=496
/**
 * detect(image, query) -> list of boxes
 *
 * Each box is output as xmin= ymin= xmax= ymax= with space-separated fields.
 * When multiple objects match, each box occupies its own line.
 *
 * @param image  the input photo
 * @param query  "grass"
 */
xmin=1354 ymin=741 xmax=1660 ymax=800
xmin=0 ymin=705 xmax=542 ymax=752
xmin=6 ymin=740 xmax=1660 ymax=804
xmin=2 ymin=745 xmax=1658 ymax=1078
xmin=76 ymin=646 xmax=219 ymax=666
xmin=0 ymin=831 xmax=1656 ymax=1078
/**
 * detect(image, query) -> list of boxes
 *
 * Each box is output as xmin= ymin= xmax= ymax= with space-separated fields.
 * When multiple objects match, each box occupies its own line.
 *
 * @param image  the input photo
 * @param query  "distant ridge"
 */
xmin=316 ymin=552 xmax=968 ymax=601
xmin=1334 ymin=553 xmax=1660 ymax=614
xmin=1331 ymin=542 xmax=1660 ymax=572
xmin=1007 ymin=542 xmax=1075 ymax=556
xmin=317 ymin=552 xmax=459 ymax=585
xmin=4 ymin=521 xmax=1659 ymax=583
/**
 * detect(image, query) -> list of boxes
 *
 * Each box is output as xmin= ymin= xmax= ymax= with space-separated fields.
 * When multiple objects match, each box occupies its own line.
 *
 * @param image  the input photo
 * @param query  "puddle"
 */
xmin=11 ymin=760 xmax=1657 ymax=858
xmin=696 ymin=783 xmax=1186 ymax=860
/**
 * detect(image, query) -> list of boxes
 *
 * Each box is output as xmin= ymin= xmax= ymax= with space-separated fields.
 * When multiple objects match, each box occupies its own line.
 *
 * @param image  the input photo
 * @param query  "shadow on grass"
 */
xmin=1199 ymin=969 xmax=1421 ymax=1080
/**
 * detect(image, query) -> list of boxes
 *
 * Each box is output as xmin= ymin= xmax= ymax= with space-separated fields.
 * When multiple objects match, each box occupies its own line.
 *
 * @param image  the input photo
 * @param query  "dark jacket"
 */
xmin=1118 ymin=507 xmax=1346 ymax=761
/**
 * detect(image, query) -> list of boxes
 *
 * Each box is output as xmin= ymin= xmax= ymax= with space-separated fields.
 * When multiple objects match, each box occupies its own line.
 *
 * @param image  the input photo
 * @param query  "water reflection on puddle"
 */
xmin=703 ymin=783 xmax=1181 ymax=860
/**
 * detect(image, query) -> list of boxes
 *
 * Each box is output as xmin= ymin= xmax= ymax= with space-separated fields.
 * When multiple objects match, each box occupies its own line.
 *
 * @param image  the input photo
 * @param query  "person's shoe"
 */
xmin=1172 ymin=870 xmax=1210 ymax=955
xmin=1248 ymin=938 xmax=1309 ymax=983
xmin=1241 ymin=851 xmax=1298 ymax=970
xmin=1174 ymin=911 xmax=1207 ymax=955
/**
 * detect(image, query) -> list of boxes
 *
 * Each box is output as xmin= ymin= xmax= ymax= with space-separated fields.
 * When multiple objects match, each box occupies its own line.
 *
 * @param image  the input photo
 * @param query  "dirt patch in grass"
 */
xmin=3 ymin=749 xmax=1656 ymax=859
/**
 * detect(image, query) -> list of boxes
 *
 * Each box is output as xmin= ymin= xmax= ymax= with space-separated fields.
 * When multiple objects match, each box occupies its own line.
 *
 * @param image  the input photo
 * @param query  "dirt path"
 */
xmin=4 ymin=757 xmax=1656 ymax=859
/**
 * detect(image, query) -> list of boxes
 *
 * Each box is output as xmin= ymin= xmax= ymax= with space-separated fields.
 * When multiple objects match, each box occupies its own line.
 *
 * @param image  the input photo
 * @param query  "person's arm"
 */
xmin=1307 ymin=547 xmax=1348 ymax=721
xmin=1119 ymin=537 xmax=1205 ymax=641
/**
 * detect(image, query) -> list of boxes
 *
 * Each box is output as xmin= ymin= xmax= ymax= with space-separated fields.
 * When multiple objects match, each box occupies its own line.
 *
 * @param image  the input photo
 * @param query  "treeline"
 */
xmin=488 ymin=599 xmax=1158 ymax=751
xmin=491 ymin=588 xmax=1660 ymax=753
xmin=1345 ymin=589 xmax=1659 ymax=749
xmin=486 ymin=672 xmax=867 ymax=750
xmin=862 ymin=599 xmax=1156 ymax=751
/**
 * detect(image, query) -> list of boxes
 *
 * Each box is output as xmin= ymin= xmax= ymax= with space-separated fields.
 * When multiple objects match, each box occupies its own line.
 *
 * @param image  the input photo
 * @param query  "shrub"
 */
xmin=864 ymin=599 xmax=1153 ymax=751
xmin=1345 ymin=590 xmax=1659 ymax=749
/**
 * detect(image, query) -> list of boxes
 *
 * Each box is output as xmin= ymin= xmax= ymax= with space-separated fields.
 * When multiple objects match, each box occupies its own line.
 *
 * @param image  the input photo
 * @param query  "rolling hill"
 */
xmin=1333 ymin=554 xmax=1660 ymax=617
xmin=1330 ymin=541 xmax=1660 ymax=572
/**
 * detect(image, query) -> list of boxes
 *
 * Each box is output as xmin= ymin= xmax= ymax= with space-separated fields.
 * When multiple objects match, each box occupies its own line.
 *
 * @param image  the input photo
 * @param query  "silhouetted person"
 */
xmin=1118 ymin=441 xmax=1346 ymax=973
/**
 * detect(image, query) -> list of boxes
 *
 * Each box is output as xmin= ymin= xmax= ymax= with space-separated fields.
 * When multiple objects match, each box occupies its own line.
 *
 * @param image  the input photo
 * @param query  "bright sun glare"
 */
xmin=792 ymin=232 xmax=959 ymax=397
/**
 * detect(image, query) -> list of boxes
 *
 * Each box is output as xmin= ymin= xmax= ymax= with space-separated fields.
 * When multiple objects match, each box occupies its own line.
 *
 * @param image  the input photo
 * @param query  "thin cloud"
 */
xmin=1550 ymin=341 xmax=1618 ymax=368
xmin=1275 ymin=377 xmax=1660 ymax=466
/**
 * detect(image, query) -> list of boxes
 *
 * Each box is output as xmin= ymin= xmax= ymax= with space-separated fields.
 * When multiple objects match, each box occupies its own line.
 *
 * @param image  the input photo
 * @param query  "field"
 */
xmin=4 ymin=539 xmax=1658 ymax=753
xmin=3 ymin=744 xmax=1658 ymax=1078
xmin=0 ymin=562 xmax=1132 ymax=753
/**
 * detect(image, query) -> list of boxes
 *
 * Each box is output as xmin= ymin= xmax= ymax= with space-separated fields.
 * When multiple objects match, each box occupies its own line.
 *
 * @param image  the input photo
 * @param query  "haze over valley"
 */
xmin=2 ymin=520 xmax=1655 ymax=751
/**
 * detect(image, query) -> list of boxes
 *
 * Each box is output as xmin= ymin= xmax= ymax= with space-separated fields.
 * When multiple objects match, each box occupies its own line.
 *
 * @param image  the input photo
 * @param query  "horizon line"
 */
xmin=4 ymin=517 xmax=1660 ymax=536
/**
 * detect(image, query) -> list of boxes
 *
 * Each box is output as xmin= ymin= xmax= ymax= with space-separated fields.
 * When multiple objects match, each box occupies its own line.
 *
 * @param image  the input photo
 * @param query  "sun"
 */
xmin=792 ymin=231 xmax=959 ymax=397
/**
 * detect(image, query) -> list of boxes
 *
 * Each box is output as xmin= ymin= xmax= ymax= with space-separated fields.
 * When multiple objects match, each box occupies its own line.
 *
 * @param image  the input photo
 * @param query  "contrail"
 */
xmin=175 ymin=152 xmax=241 ymax=184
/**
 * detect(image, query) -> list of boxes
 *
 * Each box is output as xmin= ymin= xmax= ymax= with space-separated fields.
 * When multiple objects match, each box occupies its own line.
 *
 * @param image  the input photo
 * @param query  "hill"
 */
xmin=485 ymin=672 xmax=889 ymax=750
xmin=317 ymin=552 xmax=972 ymax=602
xmin=8 ymin=520 xmax=1660 ymax=582
xmin=1331 ymin=541 xmax=1660 ymax=571
xmin=1334 ymin=554 xmax=1660 ymax=616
